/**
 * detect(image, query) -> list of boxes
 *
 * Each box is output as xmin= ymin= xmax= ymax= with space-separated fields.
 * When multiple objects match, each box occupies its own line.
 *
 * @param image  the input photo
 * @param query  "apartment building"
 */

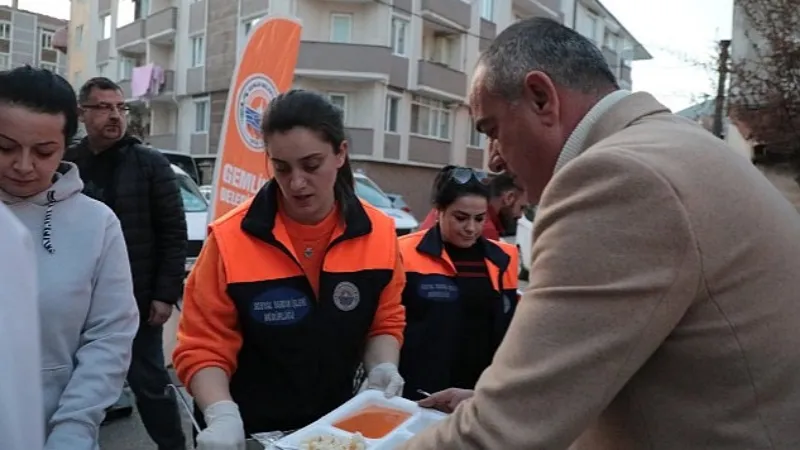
xmin=0 ymin=5 xmax=67 ymax=74
xmin=66 ymin=0 xmax=647 ymax=214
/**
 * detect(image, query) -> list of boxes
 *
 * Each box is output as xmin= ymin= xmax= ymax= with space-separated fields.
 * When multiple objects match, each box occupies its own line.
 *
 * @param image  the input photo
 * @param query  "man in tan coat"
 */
xmin=399 ymin=17 xmax=800 ymax=450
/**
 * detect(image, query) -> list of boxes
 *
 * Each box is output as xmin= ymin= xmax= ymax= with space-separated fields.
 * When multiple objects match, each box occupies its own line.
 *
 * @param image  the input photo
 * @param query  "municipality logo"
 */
xmin=236 ymin=74 xmax=279 ymax=152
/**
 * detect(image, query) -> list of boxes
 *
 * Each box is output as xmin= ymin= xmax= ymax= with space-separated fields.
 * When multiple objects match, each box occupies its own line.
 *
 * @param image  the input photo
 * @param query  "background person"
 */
xmin=399 ymin=17 xmax=800 ymax=450
xmin=173 ymin=90 xmax=406 ymax=450
xmin=0 ymin=202 xmax=43 ymax=450
xmin=419 ymin=165 xmax=525 ymax=239
xmin=0 ymin=66 xmax=139 ymax=450
xmin=399 ymin=166 xmax=519 ymax=401
xmin=65 ymin=77 xmax=187 ymax=450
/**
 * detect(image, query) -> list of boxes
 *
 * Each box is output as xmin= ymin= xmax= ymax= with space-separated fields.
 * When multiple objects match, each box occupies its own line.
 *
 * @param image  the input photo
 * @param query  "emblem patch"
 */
xmin=235 ymin=74 xmax=279 ymax=153
xmin=333 ymin=281 xmax=360 ymax=312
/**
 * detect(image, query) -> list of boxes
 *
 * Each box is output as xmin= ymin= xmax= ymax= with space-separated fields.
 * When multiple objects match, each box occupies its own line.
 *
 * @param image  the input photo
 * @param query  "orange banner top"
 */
xmin=208 ymin=16 xmax=302 ymax=221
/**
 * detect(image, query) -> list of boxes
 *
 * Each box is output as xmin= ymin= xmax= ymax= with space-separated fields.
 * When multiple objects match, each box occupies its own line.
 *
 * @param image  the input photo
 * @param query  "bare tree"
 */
xmin=727 ymin=0 xmax=800 ymax=165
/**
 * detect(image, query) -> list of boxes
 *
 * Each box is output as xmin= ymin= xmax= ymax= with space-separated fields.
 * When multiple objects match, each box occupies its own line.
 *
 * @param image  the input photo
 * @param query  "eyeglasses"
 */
xmin=81 ymin=103 xmax=131 ymax=114
xmin=447 ymin=166 xmax=488 ymax=185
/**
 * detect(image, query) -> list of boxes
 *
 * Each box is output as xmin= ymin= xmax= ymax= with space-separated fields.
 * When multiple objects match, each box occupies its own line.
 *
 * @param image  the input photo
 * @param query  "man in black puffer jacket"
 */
xmin=66 ymin=77 xmax=187 ymax=450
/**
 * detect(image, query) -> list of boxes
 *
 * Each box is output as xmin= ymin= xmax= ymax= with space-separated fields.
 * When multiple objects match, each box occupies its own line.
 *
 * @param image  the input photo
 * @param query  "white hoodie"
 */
xmin=0 ymin=203 xmax=43 ymax=450
xmin=1 ymin=162 xmax=140 ymax=450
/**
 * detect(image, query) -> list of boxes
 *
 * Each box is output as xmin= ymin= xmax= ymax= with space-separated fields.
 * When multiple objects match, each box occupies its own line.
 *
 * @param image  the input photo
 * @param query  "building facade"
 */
xmin=66 ymin=0 xmax=648 ymax=215
xmin=0 ymin=5 xmax=67 ymax=75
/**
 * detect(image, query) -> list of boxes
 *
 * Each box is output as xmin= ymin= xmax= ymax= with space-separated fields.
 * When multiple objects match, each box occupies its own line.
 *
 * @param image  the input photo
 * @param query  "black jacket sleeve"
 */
xmin=148 ymin=150 xmax=188 ymax=304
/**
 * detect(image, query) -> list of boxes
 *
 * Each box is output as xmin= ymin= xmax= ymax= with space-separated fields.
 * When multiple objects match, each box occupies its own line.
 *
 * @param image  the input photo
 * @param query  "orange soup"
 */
xmin=332 ymin=405 xmax=412 ymax=439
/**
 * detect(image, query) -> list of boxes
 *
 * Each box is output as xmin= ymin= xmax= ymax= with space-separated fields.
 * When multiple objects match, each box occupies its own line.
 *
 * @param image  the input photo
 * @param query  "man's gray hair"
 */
xmin=478 ymin=17 xmax=618 ymax=99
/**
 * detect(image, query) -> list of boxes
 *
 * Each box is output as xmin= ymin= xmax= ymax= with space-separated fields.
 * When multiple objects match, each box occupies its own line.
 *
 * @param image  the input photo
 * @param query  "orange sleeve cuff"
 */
xmin=173 ymin=233 xmax=243 ymax=392
xmin=368 ymin=248 xmax=407 ymax=346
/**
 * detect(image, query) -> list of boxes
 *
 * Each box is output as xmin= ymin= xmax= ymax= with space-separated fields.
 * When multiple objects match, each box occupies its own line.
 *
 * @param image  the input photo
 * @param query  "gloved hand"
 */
xmin=359 ymin=362 xmax=404 ymax=398
xmin=197 ymin=400 xmax=246 ymax=450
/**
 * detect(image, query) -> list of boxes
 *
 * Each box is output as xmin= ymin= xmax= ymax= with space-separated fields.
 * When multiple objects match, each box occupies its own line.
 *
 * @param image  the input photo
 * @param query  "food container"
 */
xmin=273 ymin=390 xmax=447 ymax=449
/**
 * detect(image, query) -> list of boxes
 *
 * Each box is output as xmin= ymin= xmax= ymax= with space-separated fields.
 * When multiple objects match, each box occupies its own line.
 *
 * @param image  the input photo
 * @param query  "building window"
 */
xmin=384 ymin=95 xmax=400 ymax=133
xmin=41 ymin=63 xmax=57 ymax=73
xmin=576 ymin=8 xmax=598 ymax=43
xmin=330 ymin=14 xmax=352 ymax=43
xmin=40 ymin=31 xmax=54 ymax=50
xmin=603 ymin=32 xmax=619 ymax=52
xmin=75 ymin=25 xmax=83 ymax=46
xmin=101 ymin=14 xmax=111 ymax=39
xmin=410 ymin=95 xmax=450 ymax=140
xmin=391 ymin=17 xmax=408 ymax=56
xmin=194 ymin=99 xmax=209 ymax=133
xmin=97 ymin=62 xmax=108 ymax=76
xmin=0 ymin=54 xmax=9 ymax=70
xmin=468 ymin=118 xmax=487 ymax=148
xmin=191 ymin=35 xmax=205 ymax=67
xmin=327 ymin=93 xmax=347 ymax=123
xmin=0 ymin=22 xmax=11 ymax=40
xmin=118 ymin=57 xmax=134 ymax=79
xmin=481 ymin=0 xmax=494 ymax=21
xmin=243 ymin=16 xmax=263 ymax=37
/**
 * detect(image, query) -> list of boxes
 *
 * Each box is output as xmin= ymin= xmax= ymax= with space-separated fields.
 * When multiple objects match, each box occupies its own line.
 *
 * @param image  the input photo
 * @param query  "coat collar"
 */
xmin=555 ymin=91 xmax=671 ymax=173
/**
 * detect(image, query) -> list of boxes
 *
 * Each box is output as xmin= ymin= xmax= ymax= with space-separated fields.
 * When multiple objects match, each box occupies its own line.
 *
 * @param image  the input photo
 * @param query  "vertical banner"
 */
xmin=208 ymin=16 xmax=302 ymax=221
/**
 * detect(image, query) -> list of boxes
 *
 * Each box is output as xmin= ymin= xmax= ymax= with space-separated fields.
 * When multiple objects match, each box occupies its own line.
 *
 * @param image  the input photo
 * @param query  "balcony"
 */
xmin=150 ymin=69 xmax=176 ymax=102
xmin=620 ymin=63 xmax=632 ymax=84
xmin=346 ymin=128 xmax=374 ymax=156
xmin=147 ymin=133 xmax=178 ymax=150
xmin=53 ymin=27 xmax=68 ymax=54
xmin=146 ymin=7 xmax=177 ymax=45
xmin=513 ymin=0 xmax=563 ymax=21
xmin=295 ymin=42 xmax=402 ymax=83
xmin=117 ymin=78 xmax=133 ymax=99
xmin=420 ymin=0 xmax=471 ymax=29
xmin=116 ymin=20 xmax=146 ymax=54
xmin=602 ymin=47 xmax=618 ymax=72
xmin=479 ymin=19 xmax=496 ymax=52
xmin=417 ymin=60 xmax=467 ymax=100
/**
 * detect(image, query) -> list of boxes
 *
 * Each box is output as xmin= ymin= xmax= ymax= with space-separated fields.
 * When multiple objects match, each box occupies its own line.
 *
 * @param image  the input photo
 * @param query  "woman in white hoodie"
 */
xmin=0 ymin=66 xmax=140 ymax=449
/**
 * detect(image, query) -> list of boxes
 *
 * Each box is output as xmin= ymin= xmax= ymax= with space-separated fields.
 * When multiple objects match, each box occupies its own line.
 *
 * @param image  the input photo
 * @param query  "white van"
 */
xmin=171 ymin=164 xmax=209 ymax=272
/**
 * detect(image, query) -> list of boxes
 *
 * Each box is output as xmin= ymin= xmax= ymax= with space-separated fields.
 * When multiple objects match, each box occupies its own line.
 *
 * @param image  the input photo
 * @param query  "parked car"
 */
xmin=514 ymin=205 xmax=537 ymax=280
xmin=171 ymin=164 xmax=209 ymax=273
xmin=159 ymin=149 xmax=202 ymax=185
xmin=385 ymin=193 xmax=413 ymax=215
xmin=199 ymin=185 xmax=213 ymax=202
xmin=354 ymin=173 xmax=419 ymax=236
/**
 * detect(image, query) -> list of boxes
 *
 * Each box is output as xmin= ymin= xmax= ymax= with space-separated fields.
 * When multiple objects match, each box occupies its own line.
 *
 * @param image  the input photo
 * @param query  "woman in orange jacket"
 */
xmin=398 ymin=166 xmax=519 ymax=401
xmin=173 ymin=90 xmax=406 ymax=449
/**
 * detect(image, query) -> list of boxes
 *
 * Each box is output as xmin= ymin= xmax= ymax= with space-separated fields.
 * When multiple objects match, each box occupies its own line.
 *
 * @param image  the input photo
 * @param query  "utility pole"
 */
xmin=712 ymin=39 xmax=732 ymax=139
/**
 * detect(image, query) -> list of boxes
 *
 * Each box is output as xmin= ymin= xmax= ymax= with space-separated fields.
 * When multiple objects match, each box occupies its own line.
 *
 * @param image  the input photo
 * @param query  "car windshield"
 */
xmin=354 ymin=178 xmax=393 ymax=208
xmin=177 ymin=173 xmax=208 ymax=212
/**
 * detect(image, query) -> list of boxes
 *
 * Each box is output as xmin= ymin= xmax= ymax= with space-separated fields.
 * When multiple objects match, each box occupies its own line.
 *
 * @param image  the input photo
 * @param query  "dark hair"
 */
xmin=78 ymin=77 xmax=122 ymax=104
xmin=478 ymin=17 xmax=618 ymax=99
xmin=261 ymin=89 xmax=355 ymax=204
xmin=0 ymin=65 xmax=79 ymax=144
xmin=431 ymin=165 xmax=490 ymax=210
xmin=487 ymin=172 xmax=522 ymax=197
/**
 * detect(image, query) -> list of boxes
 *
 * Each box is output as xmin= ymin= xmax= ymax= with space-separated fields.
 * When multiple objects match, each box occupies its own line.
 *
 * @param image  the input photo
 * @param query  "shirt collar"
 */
xmin=554 ymin=90 xmax=632 ymax=173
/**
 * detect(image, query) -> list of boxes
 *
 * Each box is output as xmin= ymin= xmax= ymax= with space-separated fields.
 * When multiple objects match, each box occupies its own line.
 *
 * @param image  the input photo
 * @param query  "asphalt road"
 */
xmin=101 ymin=278 xmax=530 ymax=449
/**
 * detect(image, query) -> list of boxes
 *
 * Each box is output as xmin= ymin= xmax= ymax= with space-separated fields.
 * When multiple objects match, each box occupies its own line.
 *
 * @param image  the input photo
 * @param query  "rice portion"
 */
xmin=300 ymin=432 xmax=368 ymax=450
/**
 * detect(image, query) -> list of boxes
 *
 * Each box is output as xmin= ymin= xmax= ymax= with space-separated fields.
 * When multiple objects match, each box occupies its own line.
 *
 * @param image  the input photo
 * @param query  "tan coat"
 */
xmin=399 ymin=93 xmax=800 ymax=450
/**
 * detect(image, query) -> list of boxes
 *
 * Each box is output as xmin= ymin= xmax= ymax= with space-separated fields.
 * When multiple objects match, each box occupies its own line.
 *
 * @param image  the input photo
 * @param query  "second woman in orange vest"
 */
xmin=398 ymin=166 xmax=519 ymax=401
xmin=172 ymin=90 xmax=406 ymax=449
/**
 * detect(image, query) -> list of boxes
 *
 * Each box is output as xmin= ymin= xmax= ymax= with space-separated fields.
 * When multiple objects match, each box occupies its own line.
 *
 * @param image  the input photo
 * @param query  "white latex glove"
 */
xmin=197 ymin=400 xmax=246 ymax=450
xmin=359 ymin=362 xmax=404 ymax=398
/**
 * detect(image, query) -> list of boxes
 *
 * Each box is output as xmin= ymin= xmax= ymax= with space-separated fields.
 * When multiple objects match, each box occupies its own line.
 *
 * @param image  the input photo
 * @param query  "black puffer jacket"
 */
xmin=66 ymin=135 xmax=187 ymax=312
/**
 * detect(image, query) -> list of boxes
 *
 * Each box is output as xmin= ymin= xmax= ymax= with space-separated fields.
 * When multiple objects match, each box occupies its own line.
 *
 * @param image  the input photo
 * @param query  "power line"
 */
xmin=371 ymin=0 xmax=637 ymax=71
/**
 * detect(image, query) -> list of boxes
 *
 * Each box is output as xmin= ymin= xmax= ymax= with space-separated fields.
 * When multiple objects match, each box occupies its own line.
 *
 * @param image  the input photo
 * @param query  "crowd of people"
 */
xmin=2 ymin=15 xmax=800 ymax=450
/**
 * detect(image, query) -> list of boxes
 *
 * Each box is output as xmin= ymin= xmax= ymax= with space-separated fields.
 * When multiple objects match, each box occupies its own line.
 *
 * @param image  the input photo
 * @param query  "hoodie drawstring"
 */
xmin=42 ymin=190 xmax=55 ymax=254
